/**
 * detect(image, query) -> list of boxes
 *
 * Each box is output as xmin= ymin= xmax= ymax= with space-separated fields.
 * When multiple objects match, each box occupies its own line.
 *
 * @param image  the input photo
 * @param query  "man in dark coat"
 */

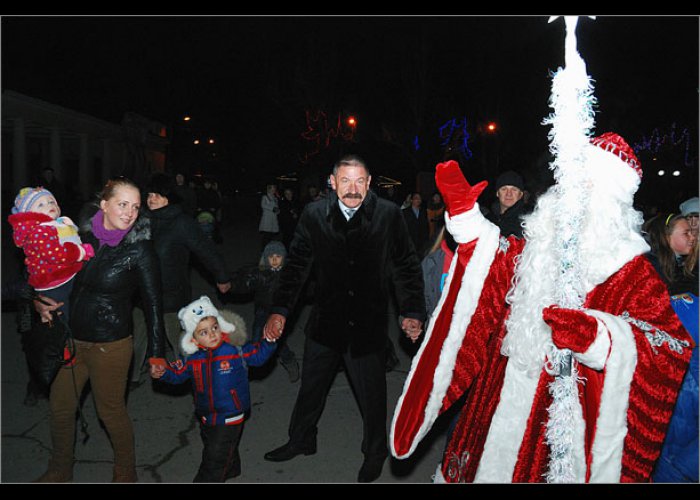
xmin=486 ymin=170 xmax=530 ymax=238
xmin=262 ymin=154 xmax=426 ymax=483
xmin=402 ymin=192 xmax=431 ymax=258
xmin=277 ymin=187 xmax=300 ymax=251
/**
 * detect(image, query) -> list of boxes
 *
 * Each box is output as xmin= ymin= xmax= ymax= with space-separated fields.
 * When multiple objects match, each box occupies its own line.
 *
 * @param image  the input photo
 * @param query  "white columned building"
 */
xmin=2 ymin=89 xmax=169 ymax=211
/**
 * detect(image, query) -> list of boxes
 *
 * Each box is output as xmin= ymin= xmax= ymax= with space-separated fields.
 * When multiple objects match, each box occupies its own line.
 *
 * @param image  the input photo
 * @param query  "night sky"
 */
xmin=2 ymin=14 xmax=698 ymax=207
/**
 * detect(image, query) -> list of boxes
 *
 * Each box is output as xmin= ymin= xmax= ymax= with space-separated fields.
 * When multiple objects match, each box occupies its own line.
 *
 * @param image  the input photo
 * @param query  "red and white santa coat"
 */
xmin=391 ymin=206 xmax=693 ymax=483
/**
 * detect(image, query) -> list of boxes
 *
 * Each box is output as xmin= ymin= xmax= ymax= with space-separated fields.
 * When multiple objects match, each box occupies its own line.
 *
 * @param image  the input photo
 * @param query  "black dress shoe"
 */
xmin=357 ymin=457 xmax=386 ymax=483
xmin=264 ymin=442 xmax=316 ymax=462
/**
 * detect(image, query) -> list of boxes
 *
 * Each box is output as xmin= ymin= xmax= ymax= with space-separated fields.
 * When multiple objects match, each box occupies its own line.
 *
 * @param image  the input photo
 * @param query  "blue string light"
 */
xmin=631 ymin=123 xmax=694 ymax=167
xmin=439 ymin=116 xmax=473 ymax=160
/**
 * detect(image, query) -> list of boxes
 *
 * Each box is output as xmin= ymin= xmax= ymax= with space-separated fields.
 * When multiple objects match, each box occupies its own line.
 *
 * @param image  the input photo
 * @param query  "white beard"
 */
xmin=500 ymin=174 xmax=649 ymax=375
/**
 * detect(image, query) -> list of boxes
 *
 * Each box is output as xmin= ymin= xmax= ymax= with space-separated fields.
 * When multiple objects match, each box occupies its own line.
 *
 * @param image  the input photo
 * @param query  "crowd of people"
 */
xmin=4 ymin=147 xmax=696 ymax=484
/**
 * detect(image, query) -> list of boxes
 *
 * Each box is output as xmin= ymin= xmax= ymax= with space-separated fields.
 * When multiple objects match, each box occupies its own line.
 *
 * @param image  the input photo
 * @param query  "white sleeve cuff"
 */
xmin=444 ymin=204 xmax=493 ymax=244
xmin=572 ymin=317 xmax=611 ymax=370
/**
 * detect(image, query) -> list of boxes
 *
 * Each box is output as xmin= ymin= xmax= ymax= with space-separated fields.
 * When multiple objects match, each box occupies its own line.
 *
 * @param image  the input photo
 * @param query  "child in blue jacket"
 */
xmin=152 ymin=295 xmax=276 ymax=482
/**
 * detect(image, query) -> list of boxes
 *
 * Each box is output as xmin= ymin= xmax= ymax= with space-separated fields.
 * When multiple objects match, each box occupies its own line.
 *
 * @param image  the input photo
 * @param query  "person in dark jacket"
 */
xmin=644 ymin=212 xmax=698 ymax=297
xmin=402 ymin=192 xmax=431 ymax=258
xmin=229 ymin=240 xmax=299 ymax=382
xmin=486 ymin=170 xmax=530 ymax=238
xmin=32 ymin=177 xmax=167 ymax=483
xmin=421 ymin=226 xmax=457 ymax=327
xmin=173 ymin=172 xmax=198 ymax=217
xmin=278 ymin=187 xmax=300 ymax=251
xmin=130 ymin=173 xmax=231 ymax=384
xmin=262 ymin=154 xmax=426 ymax=483
xmin=643 ymin=212 xmax=698 ymax=482
xmin=152 ymin=295 xmax=276 ymax=482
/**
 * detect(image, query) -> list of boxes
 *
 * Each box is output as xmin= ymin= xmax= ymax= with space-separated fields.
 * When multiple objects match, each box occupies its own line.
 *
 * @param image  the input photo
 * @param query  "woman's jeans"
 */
xmin=48 ymin=336 xmax=134 ymax=471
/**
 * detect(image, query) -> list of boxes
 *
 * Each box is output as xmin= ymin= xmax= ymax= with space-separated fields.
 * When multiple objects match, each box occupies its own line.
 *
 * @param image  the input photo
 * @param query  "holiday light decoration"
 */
xmin=631 ymin=123 xmax=694 ymax=167
xmin=299 ymin=110 xmax=357 ymax=164
xmin=413 ymin=116 xmax=474 ymax=159
xmin=439 ymin=116 xmax=473 ymax=160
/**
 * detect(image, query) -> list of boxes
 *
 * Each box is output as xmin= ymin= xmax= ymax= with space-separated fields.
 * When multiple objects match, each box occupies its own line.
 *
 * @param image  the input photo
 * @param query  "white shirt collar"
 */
xmin=338 ymin=199 xmax=358 ymax=220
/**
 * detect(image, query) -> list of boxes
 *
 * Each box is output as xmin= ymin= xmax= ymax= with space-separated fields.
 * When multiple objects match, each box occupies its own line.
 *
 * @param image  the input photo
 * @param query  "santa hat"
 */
xmin=178 ymin=295 xmax=236 ymax=354
xmin=12 ymin=187 xmax=55 ymax=214
xmin=583 ymin=132 xmax=643 ymax=200
xmin=590 ymin=132 xmax=642 ymax=178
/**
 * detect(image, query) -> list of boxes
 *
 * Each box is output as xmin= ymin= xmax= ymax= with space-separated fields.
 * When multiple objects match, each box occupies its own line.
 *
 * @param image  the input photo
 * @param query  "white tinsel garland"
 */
xmin=540 ymin=16 xmax=597 ymax=483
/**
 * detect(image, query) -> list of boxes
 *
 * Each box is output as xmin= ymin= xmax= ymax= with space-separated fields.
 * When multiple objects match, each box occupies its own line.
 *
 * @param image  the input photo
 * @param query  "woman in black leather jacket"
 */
xmin=130 ymin=172 xmax=231 ymax=382
xmin=34 ymin=177 xmax=166 ymax=483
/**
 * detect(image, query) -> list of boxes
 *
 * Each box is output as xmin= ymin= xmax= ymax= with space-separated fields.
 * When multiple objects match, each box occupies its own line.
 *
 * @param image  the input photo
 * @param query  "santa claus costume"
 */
xmin=390 ymin=17 xmax=693 ymax=483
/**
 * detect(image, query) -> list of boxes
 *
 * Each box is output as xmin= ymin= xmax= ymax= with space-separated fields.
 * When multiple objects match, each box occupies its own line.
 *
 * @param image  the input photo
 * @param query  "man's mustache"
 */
xmin=343 ymin=193 xmax=363 ymax=199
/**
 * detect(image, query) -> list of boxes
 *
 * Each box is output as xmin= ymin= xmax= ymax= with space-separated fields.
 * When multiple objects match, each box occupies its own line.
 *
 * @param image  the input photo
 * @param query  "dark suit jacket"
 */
xmin=272 ymin=190 xmax=425 ymax=357
xmin=402 ymin=205 xmax=430 ymax=258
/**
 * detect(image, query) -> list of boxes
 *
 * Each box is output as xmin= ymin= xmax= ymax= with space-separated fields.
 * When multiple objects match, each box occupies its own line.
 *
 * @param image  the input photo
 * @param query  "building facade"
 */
xmin=2 ymin=89 xmax=169 ymax=214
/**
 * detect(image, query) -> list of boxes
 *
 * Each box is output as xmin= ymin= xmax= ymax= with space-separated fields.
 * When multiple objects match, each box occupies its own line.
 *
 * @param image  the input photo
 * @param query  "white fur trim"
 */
xmin=475 ymin=309 xmax=634 ymax=482
xmin=473 ymin=360 xmax=542 ymax=481
xmin=474 ymin=356 xmax=588 ymax=482
xmin=433 ymin=463 xmax=446 ymax=483
xmin=573 ymin=317 xmax=611 ymax=371
xmin=443 ymin=204 xmax=491 ymax=244
xmin=180 ymin=331 xmax=199 ymax=356
xmin=390 ymin=206 xmax=500 ymax=459
xmin=585 ymin=310 xmax=637 ymax=482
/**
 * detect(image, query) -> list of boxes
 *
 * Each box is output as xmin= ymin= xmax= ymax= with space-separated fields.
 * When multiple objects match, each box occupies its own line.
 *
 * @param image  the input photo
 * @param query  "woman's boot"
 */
xmin=33 ymin=461 xmax=73 ymax=483
xmin=112 ymin=465 xmax=138 ymax=483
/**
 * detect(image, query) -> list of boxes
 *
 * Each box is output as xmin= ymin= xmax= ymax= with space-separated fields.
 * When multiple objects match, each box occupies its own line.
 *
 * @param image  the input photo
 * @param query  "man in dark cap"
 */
xmin=486 ymin=170 xmax=530 ymax=238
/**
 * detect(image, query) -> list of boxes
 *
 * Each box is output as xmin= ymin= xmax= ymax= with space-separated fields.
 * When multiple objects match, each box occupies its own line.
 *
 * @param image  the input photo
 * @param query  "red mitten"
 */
xmin=63 ymin=346 xmax=76 ymax=367
xmin=82 ymin=243 xmax=95 ymax=260
xmin=435 ymin=160 xmax=488 ymax=216
xmin=63 ymin=242 xmax=83 ymax=262
xmin=148 ymin=357 xmax=167 ymax=368
xmin=543 ymin=306 xmax=598 ymax=353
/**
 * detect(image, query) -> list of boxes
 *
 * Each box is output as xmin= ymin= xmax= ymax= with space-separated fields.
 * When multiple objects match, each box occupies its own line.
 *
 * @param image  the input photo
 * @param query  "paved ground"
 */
xmin=1 ymin=194 xmax=451 ymax=484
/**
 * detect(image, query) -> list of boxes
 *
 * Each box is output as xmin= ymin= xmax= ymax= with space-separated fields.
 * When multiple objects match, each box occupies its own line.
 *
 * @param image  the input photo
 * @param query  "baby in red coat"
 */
xmin=8 ymin=186 xmax=94 ymax=321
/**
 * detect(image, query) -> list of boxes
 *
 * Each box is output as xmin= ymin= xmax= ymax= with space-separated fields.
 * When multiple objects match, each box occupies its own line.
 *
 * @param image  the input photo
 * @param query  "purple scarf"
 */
xmin=91 ymin=210 xmax=130 ymax=247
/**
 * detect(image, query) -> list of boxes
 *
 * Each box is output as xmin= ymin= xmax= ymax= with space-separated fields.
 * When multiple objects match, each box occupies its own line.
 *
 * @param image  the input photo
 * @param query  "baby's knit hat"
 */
xmin=178 ymin=295 xmax=236 ymax=340
xmin=12 ymin=187 xmax=55 ymax=214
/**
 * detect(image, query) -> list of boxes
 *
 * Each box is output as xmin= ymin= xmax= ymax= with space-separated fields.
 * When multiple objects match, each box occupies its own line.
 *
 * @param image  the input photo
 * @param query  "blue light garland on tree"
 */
xmin=631 ymin=123 xmax=694 ymax=167
xmin=413 ymin=116 xmax=474 ymax=159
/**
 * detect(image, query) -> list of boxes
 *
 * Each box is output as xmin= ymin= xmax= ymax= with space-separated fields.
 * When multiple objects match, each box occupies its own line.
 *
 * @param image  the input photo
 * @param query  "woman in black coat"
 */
xmin=34 ymin=177 xmax=166 ymax=483
xmin=131 ymin=173 xmax=231 ymax=379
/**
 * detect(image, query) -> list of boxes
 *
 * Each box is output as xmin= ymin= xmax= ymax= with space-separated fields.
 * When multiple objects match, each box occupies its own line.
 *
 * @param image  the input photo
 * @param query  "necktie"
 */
xmin=346 ymin=208 xmax=356 ymax=219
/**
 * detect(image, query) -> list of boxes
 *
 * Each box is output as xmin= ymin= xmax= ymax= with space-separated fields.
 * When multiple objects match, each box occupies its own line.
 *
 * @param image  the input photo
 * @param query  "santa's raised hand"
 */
xmin=435 ymin=160 xmax=488 ymax=217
